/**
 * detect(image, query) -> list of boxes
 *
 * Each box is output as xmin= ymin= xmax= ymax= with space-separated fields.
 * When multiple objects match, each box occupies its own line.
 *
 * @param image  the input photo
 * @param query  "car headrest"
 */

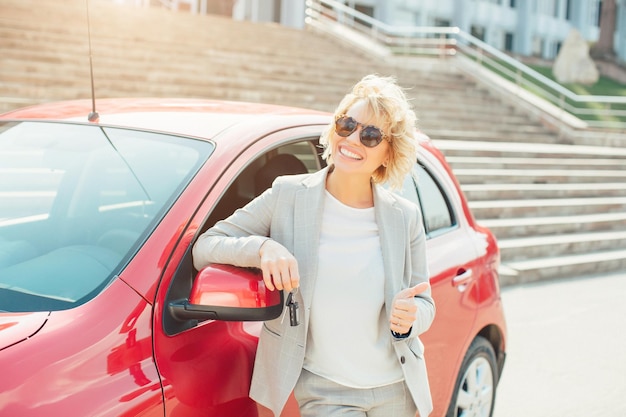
xmin=255 ymin=154 xmax=307 ymax=195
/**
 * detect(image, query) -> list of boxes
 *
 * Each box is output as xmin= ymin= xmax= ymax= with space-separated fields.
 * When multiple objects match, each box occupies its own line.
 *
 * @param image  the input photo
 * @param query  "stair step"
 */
xmin=427 ymin=128 xmax=559 ymax=143
xmin=416 ymin=112 xmax=528 ymax=125
xmin=434 ymin=140 xmax=626 ymax=158
xmin=469 ymin=197 xmax=626 ymax=218
xmin=447 ymin=156 xmax=626 ymax=170
xmin=479 ymin=212 xmax=626 ymax=238
xmin=461 ymin=183 xmax=626 ymax=200
xmin=499 ymin=248 xmax=626 ymax=285
xmin=498 ymin=231 xmax=626 ymax=260
xmin=453 ymin=168 xmax=626 ymax=184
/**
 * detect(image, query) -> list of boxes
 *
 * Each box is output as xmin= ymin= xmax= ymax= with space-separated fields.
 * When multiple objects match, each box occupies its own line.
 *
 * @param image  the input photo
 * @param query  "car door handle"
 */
xmin=452 ymin=269 xmax=473 ymax=288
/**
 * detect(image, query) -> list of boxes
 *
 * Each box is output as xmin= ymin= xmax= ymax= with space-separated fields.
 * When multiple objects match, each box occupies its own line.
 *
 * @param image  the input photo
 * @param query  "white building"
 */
xmin=233 ymin=0 xmax=626 ymax=63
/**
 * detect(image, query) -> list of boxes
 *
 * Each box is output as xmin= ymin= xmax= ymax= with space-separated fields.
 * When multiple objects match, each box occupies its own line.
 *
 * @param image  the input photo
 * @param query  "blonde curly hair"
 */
xmin=319 ymin=74 xmax=418 ymax=190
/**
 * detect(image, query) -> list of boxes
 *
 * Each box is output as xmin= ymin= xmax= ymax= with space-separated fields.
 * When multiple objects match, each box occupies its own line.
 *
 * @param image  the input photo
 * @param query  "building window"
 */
xmin=352 ymin=4 xmax=374 ymax=28
xmin=504 ymin=33 xmax=514 ymax=51
xmin=355 ymin=4 xmax=374 ymax=18
xmin=434 ymin=18 xmax=451 ymax=27
xmin=510 ymin=0 xmax=516 ymax=7
xmin=565 ymin=0 xmax=571 ymax=20
xmin=591 ymin=0 xmax=602 ymax=27
xmin=471 ymin=25 xmax=486 ymax=41
xmin=532 ymin=36 xmax=544 ymax=57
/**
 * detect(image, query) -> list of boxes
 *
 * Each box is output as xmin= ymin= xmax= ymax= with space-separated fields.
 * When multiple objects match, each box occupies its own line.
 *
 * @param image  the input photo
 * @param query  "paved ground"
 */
xmin=493 ymin=271 xmax=626 ymax=417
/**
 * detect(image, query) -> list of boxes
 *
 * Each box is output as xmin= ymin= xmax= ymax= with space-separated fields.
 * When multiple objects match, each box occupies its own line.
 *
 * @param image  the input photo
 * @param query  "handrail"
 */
xmin=305 ymin=0 xmax=626 ymax=131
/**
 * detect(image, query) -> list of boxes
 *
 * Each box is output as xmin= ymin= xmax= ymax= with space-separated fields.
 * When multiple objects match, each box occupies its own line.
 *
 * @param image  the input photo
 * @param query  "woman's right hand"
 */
xmin=259 ymin=239 xmax=300 ymax=292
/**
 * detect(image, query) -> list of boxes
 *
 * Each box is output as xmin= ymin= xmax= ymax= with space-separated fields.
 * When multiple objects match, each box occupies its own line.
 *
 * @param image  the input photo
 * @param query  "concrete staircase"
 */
xmin=436 ymin=139 xmax=626 ymax=285
xmin=1 ymin=0 xmax=625 ymax=285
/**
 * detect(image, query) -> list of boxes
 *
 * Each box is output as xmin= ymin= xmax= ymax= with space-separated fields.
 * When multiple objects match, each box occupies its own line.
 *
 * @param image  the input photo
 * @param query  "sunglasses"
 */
xmin=334 ymin=114 xmax=389 ymax=148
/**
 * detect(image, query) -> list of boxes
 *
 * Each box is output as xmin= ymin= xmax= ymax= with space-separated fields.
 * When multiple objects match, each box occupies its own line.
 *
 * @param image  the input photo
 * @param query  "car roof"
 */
xmin=0 ymin=98 xmax=330 ymax=141
xmin=0 ymin=97 xmax=439 ymax=163
xmin=0 ymin=97 xmax=462 ymax=221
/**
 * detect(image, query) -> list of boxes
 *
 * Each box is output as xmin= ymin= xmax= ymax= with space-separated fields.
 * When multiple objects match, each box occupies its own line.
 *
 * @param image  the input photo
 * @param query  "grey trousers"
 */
xmin=294 ymin=369 xmax=418 ymax=417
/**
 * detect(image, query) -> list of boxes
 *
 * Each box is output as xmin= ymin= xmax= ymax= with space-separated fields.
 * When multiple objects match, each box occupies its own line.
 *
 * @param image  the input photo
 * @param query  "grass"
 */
xmin=528 ymin=65 xmax=626 ymax=97
xmin=481 ymin=57 xmax=626 ymax=127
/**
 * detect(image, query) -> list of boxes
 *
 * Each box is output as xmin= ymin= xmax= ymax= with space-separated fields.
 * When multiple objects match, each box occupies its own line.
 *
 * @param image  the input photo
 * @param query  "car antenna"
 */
xmin=86 ymin=0 xmax=99 ymax=123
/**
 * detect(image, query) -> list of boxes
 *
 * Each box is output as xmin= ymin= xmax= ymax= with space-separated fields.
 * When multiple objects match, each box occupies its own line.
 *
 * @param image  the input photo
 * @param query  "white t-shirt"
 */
xmin=303 ymin=191 xmax=404 ymax=388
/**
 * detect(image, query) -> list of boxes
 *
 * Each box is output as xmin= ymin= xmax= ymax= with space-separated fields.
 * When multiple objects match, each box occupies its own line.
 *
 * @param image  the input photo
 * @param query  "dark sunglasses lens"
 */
xmin=360 ymin=126 xmax=383 ymax=147
xmin=335 ymin=116 xmax=357 ymax=137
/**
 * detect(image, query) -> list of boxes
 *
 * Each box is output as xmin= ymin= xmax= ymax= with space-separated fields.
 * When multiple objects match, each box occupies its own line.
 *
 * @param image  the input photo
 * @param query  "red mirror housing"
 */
xmin=168 ymin=264 xmax=283 ymax=322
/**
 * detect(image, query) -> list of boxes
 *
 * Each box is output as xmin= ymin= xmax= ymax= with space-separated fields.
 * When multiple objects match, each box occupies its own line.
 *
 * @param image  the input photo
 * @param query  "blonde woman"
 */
xmin=193 ymin=74 xmax=435 ymax=417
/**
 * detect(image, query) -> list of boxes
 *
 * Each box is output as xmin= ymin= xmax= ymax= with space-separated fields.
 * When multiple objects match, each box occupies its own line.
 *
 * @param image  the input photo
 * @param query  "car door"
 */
xmin=397 ymin=160 xmax=481 ymax=414
xmin=152 ymin=127 xmax=324 ymax=417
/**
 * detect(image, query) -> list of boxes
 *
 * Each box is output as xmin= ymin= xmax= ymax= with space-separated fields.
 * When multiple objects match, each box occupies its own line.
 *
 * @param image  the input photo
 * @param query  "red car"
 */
xmin=0 ymin=98 xmax=506 ymax=417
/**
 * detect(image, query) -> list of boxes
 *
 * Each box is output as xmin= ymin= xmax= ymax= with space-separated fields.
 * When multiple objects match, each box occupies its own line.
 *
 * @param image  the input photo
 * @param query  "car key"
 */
xmin=286 ymin=291 xmax=300 ymax=327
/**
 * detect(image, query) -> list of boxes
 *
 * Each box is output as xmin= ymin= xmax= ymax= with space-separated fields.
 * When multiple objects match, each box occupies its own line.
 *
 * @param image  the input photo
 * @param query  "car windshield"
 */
xmin=0 ymin=121 xmax=213 ymax=312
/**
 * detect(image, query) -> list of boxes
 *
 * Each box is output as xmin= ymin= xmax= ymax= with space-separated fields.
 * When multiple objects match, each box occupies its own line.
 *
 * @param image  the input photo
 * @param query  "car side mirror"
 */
xmin=168 ymin=264 xmax=283 ymax=322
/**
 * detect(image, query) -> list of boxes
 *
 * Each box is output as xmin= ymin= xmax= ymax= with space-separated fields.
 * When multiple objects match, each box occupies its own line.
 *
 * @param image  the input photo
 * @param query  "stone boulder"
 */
xmin=553 ymin=29 xmax=599 ymax=85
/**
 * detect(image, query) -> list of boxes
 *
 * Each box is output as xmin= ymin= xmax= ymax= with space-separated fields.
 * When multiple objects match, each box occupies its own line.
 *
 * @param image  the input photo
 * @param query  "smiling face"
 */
xmin=329 ymin=100 xmax=390 ymax=180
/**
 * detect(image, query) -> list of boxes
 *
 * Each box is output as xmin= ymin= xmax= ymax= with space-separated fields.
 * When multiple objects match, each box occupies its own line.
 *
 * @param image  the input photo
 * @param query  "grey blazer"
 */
xmin=192 ymin=167 xmax=436 ymax=417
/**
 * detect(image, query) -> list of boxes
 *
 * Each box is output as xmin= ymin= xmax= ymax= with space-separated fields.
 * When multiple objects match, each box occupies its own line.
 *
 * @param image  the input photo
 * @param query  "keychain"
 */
xmin=284 ymin=289 xmax=300 ymax=327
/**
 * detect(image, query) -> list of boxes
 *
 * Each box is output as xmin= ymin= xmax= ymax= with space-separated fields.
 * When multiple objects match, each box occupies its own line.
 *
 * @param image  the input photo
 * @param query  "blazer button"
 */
xmin=400 ymin=356 xmax=406 ymax=364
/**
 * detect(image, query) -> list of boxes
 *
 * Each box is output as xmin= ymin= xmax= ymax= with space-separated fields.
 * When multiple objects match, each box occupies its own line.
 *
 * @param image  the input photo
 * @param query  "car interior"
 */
xmin=202 ymin=140 xmax=323 ymax=230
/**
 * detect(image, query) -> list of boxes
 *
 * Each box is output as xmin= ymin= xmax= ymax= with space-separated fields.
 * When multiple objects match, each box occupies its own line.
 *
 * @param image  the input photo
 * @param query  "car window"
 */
xmin=204 ymin=139 xmax=321 ymax=228
xmin=0 ymin=121 xmax=213 ymax=312
xmin=397 ymin=163 xmax=456 ymax=238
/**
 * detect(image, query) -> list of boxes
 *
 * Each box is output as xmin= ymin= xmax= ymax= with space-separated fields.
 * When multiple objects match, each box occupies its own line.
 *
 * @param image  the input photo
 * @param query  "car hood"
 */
xmin=0 ymin=312 xmax=49 ymax=350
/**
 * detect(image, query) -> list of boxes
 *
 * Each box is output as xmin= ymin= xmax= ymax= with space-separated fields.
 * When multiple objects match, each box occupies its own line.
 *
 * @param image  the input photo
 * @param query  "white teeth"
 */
xmin=340 ymin=147 xmax=362 ymax=160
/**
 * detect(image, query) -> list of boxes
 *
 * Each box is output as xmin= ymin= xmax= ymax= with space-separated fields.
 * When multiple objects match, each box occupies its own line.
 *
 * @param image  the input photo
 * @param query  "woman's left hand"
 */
xmin=390 ymin=282 xmax=430 ymax=335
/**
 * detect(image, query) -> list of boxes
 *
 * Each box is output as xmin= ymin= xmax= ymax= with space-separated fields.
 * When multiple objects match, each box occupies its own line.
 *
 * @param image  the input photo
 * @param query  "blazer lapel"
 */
xmin=373 ymin=185 xmax=407 ymax=318
xmin=293 ymin=168 xmax=328 ymax=310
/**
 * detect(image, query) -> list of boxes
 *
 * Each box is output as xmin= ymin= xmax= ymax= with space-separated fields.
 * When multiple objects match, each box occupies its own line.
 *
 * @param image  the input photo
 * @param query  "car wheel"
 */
xmin=446 ymin=336 xmax=498 ymax=417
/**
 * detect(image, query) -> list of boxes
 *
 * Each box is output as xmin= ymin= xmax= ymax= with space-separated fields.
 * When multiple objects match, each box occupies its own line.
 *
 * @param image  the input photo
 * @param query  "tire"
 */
xmin=446 ymin=336 xmax=498 ymax=417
